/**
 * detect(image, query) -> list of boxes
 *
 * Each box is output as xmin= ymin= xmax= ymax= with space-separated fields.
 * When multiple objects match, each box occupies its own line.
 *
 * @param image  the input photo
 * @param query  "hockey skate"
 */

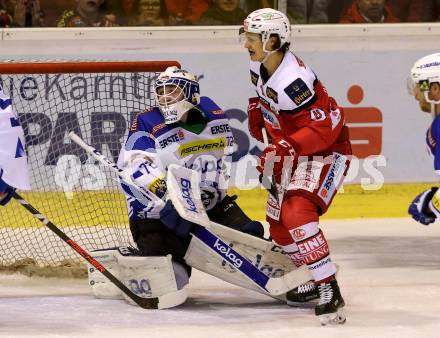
xmin=315 ymin=278 xmax=346 ymax=326
xmin=285 ymin=281 xmax=319 ymax=307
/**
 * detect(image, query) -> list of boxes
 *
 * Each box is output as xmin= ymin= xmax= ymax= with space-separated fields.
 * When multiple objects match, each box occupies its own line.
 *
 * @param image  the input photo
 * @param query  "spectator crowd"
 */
xmin=0 ymin=0 xmax=438 ymax=27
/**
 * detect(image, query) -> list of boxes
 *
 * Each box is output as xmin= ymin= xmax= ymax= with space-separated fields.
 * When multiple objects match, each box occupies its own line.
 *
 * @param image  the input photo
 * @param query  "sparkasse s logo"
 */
xmin=343 ymin=85 xmax=383 ymax=159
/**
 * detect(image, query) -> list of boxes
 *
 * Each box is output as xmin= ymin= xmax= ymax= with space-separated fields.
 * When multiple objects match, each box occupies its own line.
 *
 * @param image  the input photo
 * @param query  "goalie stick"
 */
xmin=12 ymin=192 xmax=165 ymax=309
xmin=69 ymin=132 xmax=310 ymax=296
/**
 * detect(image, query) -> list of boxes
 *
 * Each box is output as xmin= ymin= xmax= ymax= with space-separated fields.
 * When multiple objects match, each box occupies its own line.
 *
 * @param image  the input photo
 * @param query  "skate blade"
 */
xmin=318 ymin=308 xmax=346 ymax=326
xmin=286 ymin=300 xmax=317 ymax=308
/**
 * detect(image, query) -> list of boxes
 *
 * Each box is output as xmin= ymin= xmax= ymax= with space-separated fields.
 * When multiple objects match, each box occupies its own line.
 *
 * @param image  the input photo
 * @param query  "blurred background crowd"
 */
xmin=0 ymin=0 xmax=438 ymax=28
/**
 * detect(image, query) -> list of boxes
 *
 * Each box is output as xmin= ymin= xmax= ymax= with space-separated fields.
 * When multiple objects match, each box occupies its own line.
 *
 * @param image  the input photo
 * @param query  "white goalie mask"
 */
xmin=240 ymin=8 xmax=291 ymax=61
xmin=408 ymin=53 xmax=440 ymax=113
xmin=154 ymin=67 xmax=200 ymax=124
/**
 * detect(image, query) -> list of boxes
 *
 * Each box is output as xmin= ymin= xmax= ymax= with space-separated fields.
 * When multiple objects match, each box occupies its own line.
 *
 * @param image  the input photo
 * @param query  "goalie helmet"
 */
xmin=242 ymin=8 xmax=291 ymax=52
xmin=154 ymin=66 xmax=200 ymax=124
xmin=409 ymin=53 xmax=440 ymax=105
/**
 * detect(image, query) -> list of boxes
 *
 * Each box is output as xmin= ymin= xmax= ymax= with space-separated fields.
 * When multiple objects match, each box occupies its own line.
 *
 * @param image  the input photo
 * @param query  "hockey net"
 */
xmin=0 ymin=60 xmax=179 ymax=278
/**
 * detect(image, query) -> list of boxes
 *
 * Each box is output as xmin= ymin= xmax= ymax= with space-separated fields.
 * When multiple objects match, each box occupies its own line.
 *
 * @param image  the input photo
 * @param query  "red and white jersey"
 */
xmin=250 ymin=51 xmax=351 ymax=157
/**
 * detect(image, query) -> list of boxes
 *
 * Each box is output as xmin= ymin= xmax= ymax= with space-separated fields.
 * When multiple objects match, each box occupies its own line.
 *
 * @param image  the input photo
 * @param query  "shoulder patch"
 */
xmin=130 ymin=107 xmax=158 ymax=132
xmin=250 ymin=70 xmax=259 ymax=86
xmin=309 ymin=108 xmax=326 ymax=121
xmin=266 ymin=86 xmax=278 ymax=103
xmin=284 ymin=78 xmax=313 ymax=106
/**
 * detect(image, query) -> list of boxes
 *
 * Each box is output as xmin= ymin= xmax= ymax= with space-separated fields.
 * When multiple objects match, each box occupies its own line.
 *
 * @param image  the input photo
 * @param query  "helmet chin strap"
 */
xmin=260 ymin=40 xmax=278 ymax=64
xmin=424 ymin=91 xmax=440 ymax=117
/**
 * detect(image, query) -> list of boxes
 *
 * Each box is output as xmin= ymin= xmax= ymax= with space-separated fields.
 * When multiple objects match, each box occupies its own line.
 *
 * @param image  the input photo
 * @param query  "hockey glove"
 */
xmin=408 ymin=187 xmax=439 ymax=225
xmin=159 ymin=200 xmax=197 ymax=237
xmin=0 ymin=177 xmax=15 ymax=206
xmin=247 ymin=97 xmax=264 ymax=142
xmin=242 ymin=221 xmax=265 ymax=239
xmin=257 ymin=138 xmax=296 ymax=183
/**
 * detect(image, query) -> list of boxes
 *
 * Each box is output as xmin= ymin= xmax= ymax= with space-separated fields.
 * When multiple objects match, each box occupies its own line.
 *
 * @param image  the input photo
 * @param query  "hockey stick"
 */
xmin=261 ymin=127 xmax=281 ymax=204
xmin=69 ymin=133 xmax=310 ymax=295
xmin=12 ymin=192 xmax=165 ymax=309
xmin=166 ymin=164 xmax=311 ymax=295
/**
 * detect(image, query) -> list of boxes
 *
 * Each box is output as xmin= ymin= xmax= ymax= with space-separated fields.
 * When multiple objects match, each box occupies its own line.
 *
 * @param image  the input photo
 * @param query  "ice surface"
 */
xmin=0 ymin=218 xmax=439 ymax=338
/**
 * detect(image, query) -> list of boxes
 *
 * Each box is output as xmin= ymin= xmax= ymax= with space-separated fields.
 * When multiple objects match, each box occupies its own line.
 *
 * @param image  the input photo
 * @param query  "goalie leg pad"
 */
xmin=184 ymin=231 xmax=297 ymax=295
xmin=118 ymin=254 xmax=188 ymax=309
xmin=88 ymin=248 xmax=125 ymax=300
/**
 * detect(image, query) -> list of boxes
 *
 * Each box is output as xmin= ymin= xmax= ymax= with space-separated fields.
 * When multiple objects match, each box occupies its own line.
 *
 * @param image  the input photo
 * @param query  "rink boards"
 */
xmin=1 ymin=182 xmax=435 ymax=230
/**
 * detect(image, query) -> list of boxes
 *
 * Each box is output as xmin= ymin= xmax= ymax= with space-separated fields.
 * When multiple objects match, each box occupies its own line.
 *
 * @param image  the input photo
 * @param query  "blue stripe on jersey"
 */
xmin=429 ymin=116 xmax=440 ymax=171
xmin=198 ymin=96 xmax=226 ymax=121
xmin=10 ymin=117 xmax=19 ymax=127
xmin=0 ymin=98 xmax=11 ymax=110
xmin=135 ymin=107 xmax=172 ymax=138
xmin=127 ymin=132 xmax=156 ymax=151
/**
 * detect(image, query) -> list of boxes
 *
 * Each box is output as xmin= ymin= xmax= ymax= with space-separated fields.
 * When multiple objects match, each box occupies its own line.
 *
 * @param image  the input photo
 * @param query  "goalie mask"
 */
xmin=240 ymin=8 xmax=291 ymax=61
xmin=408 ymin=53 xmax=440 ymax=114
xmin=154 ymin=66 xmax=200 ymax=124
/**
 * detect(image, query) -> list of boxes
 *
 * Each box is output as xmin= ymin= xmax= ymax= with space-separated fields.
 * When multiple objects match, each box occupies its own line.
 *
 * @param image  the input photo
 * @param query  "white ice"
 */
xmin=0 ymin=218 xmax=439 ymax=338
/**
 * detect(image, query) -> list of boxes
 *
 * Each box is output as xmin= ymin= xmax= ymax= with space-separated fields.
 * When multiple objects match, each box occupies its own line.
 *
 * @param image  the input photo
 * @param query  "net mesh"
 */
xmin=0 ymin=61 xmax=177 ymax=277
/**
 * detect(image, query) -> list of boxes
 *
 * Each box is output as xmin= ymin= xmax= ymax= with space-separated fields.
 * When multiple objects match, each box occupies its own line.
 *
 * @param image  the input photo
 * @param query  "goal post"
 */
xmin=0 ymin=60 xmax=180 ymax=277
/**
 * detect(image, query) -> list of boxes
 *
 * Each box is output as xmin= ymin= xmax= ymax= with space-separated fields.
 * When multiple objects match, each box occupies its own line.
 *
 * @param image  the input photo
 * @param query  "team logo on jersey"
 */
xmin=250 ymin=70 xmax=259 ymax=86
xmin=266 ymin=86 xmax=278 ymax=103
xmin=211 ymin=109 xmax=224 ymax=115
xmin=148 ymin=177 xmax=167 ymax=199
xmin=309 ymin=108 xmax=326 ymax=121
xmin=178 ymin=138 xmax=226 ymax=158
xmin=330 ymin=108 xmax=341 ymax=130
xmin=159 ymin=132 xmax=183 ymax=148
xmin=318 ymin=153 xmax=346 ymax=203
xmin=200 ymin=186 xmax=219 ymax=210
xmin=284 ymin=78 xmax=312 ymax=106
xmin=211 ymin=124 xmax=231 ymax=135
xmin=261 ymin=105 xmax=281 ymax=129
xmin=152 ymin=122 xmax=167 ymax=135
xmin=291 ymin=229 xmax=306 ymax=241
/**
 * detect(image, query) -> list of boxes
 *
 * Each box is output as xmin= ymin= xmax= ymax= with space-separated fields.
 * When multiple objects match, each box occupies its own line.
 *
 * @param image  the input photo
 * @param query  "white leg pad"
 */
xmin=87 ymin=249 xmax=124 ymax=300
xmin=118 ymin=254 xmax=188 ymax=309
xmin=184 ymin=233 xmax=300 ymax=296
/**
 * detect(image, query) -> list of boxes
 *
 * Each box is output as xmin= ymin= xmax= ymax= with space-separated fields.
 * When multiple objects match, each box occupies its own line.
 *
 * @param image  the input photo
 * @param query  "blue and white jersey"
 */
xmin=0 ymin=86 xmax=30 ymax=191
xmin=426 ymin=115 xmax=440 ymax=175
xmin=118 ymin=96 xmax=235 ymax=220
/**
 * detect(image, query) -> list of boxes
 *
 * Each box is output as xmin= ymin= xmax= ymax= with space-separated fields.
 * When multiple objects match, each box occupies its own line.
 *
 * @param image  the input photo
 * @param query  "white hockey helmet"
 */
xmin=242 ymin=8 xmax=291 ymax=51
xmin=409 ymin=53 xmax=440 ymax=105
xmin=154 ymin=66 xmax=200 ymax=124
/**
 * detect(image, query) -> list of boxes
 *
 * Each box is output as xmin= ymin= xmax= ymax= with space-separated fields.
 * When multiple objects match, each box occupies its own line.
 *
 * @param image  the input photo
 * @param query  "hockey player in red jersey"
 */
xmin=240 ymin=8 xmax=352 ymax=325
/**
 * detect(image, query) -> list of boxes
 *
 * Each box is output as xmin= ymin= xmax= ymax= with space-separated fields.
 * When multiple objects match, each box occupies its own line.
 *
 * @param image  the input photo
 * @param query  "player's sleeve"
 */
xmin=117 ymin=113 xmax=167 ymax=221
xmin=429 ymin=118 xmax=440 ymax=175
xmin=0 ymin=88 xmax=30 ymax=197
xmin=285 ymin=101 xmax=344 ymax=155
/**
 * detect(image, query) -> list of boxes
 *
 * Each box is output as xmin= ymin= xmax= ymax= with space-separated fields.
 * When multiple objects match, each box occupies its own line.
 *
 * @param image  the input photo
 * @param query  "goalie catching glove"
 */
xmin=408 ymin=187 xmax=440 ymax=225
